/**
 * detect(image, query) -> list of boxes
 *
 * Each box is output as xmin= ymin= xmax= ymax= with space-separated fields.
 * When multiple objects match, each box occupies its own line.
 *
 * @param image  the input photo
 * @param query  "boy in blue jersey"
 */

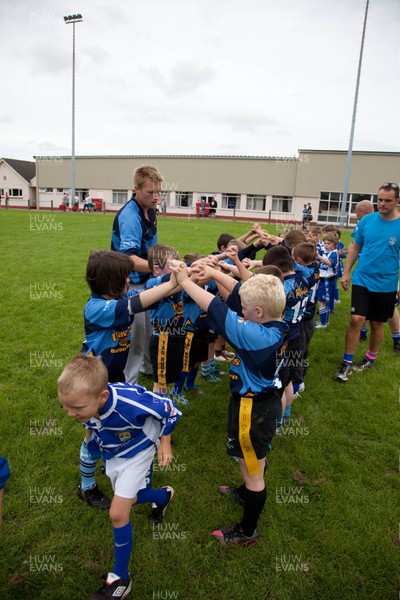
xmin=79 ymin=251 xmax=180 ymax=510
xmin=111 ymin=165 xmax=163 ymax=385
xmin=292 ymin=242 xmax=319 ymax=393
xmin=315 ymin=232 xmax=338 ymax=329
xmin=262 ymin=245 xmax=309 ymax=423
xmin=145 ymin=245 xmax=185 ymax=395
xmin=171 ymin=263 xmax=287 ymax=546
xmin=58 ymin=354 xmax=181 ymax=600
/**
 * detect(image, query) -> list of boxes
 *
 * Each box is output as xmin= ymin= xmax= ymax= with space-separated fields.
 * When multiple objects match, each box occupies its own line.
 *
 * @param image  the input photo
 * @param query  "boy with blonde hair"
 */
xmin=170 ymin=264 xmax=287 ymax=546
xmin=58 ymin=354 xmax=181 ymax=600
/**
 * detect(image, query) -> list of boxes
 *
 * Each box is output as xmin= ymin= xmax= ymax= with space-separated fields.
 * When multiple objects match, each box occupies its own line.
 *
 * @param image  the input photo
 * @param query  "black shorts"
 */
xmin=149 ymin=334 xmax=184 ymax=385
xmin=277 ymin=337 xmax=302 ymax=390
xmin=351 ymin=285 xmax=396 ymax=322
xmin=182 ymin=330 xmax=210 ymax=371
xmin=227 ymin=391 xmax=282 ymax=459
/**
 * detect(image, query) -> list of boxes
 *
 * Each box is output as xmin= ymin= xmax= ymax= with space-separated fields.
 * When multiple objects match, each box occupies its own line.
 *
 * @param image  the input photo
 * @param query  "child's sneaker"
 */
xmin=210 ymin=364 xmax=225 ymax=376
xmin=202 ymin=372 xmax=221 ymax=382
xmin=171 ymin=392 xmax=190 ymax=406
xmin=184 ymin=384 xmax=203 ymax=394
xmin=214 ymin=353 xmax=231 ymax=362
xmin=218 ymin=485 xmax=244 ymax=505
xmin=315 ymin=322 xmax=328 ymax=329
xmin=148 ymin=486 xmax=174 ymax=525
xmin=89 ymin=572 xmax=132 ymax=599
xmin=211 ymin=524 xmax=259 ymax=546
xmin=77 ymin=484 xmax=111 ymax=510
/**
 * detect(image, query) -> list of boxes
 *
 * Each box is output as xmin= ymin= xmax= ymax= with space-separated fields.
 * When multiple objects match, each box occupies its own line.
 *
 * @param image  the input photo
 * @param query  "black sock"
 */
xmin=239 ymin=487 xmax=266 ymax=536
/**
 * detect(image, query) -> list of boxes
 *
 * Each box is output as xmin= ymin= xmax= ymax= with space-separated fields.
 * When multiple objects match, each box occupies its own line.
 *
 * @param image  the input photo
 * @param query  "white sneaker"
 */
xmin=214 ymin=354 xmax=231 ymax=362
xmin=315 ymin=322 xmax=328 ymax=329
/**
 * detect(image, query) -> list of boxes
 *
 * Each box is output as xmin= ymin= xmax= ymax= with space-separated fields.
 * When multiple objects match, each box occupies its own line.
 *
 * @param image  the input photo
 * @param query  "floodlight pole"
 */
xmin=64 ymin=14 xmax=83 ymax=209
xmin=339 ymin=0 xmax=369 ymax=227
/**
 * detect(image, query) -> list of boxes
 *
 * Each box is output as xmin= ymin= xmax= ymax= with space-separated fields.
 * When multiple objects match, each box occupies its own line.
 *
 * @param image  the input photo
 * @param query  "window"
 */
xmin=39 ymin=188 xmax=53 ymax=193
xmin=272 ymin=196 xmax=292 ymax=212
xmin=175 ymin=192 xmax=193 ymax=208
xmin=318 ymin=191 xmax=375 ymax=223
xmin=222 ymin=194 xmax=240 ymax=209
xmin=56 ymin=188 xmax=64 ymax=193
xmin=10 ymin=189 xmax=23 ymax=197
xmin=246 ymin=195 xmax=266 ymax=211
xmin=112 ymin=190 xmax=128 ymax=205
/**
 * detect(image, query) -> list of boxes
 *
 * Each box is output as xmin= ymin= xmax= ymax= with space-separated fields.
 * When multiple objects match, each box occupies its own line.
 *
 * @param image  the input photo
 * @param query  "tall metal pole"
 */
xmin=64 ymin=14 xmax=83 ymax=208
xmin=72 ymin=20 xmax=76 ymax=207
xmin=339 ymin=0 xmax=369 ymax=227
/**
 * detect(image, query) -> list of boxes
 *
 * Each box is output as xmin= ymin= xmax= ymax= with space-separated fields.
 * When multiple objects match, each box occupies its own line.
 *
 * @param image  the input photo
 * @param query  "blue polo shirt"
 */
xmin=111 ymin=197 xmax=157 ymax=284
xmin=352 ymin=212 xmax=400 ymax=292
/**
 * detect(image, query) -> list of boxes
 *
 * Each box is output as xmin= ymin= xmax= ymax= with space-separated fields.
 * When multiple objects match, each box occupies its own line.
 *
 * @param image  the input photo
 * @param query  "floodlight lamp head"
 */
xmin=64 ymin=14 xmax=83 ymax=24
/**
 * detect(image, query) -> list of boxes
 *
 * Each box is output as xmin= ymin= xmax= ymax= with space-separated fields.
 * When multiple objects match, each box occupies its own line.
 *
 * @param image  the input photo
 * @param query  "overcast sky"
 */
xmin=1 ymin=0 xmax=399 ymax=162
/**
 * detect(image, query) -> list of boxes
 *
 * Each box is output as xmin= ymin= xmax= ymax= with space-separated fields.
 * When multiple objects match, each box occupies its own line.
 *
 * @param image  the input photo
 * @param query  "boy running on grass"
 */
xmin=170 ymin=262 xmax=287 ymax=546
xmin=58 ymin=354 xmax=181 ymax=600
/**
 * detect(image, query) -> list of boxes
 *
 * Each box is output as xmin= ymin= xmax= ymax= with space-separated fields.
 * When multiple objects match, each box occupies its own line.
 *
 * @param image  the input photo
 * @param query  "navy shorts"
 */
xmin=227 ymin=391 xmax=282 ymax=459
xmin=351 ymin=285 xmax=397 ymax=322
xmin=149 ymin=334 xmax=185 ymax=384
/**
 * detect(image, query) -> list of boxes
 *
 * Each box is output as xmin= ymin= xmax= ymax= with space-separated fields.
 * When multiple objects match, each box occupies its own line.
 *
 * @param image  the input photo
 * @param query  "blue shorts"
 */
xmin=317 ymin=277 xmax=335 ymax=304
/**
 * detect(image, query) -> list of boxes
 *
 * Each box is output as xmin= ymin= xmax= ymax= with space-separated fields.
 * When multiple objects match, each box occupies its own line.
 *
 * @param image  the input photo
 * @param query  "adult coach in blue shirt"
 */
xmin=111 ymin=164 xmax=163 ymax=384
xmin=335 ymin=182 xmax=400 ymax=382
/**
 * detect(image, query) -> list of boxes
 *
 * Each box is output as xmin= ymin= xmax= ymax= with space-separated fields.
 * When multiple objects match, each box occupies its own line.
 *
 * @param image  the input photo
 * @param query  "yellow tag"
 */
xmin=239 ymin=396 xmax=260 ymax=476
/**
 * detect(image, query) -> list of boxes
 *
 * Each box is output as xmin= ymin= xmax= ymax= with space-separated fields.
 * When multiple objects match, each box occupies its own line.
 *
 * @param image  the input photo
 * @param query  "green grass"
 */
xmin=0 ymin=210 xmax=399 ymax=599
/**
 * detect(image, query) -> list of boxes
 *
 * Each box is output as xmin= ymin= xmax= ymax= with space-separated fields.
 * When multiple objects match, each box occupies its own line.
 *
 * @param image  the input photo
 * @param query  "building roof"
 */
xmin=1 ymin=158 xmax=36 ymax=183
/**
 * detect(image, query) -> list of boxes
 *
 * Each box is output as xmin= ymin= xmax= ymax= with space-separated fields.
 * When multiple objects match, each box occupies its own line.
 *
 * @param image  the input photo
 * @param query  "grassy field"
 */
xmin=0 ymin=210 xmax=399 ymax=600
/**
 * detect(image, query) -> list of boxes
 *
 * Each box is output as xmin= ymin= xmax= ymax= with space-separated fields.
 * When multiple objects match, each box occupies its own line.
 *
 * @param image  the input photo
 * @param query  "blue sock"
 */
xmin=201 ymin=362 xmax=211 ymax=376
xmin=80 ymin=439 xmax=98 ymax=491
xmin=113 ymin=523 xmax=132 ymax=580
xmin=320 ymin=307 xmax=329 ymax=326
xmin=172 ymin=371 xmax=187 ymax=395
xmin=186 ymin=367 xmax=199 ymax=389
xmin=144 ymin=463 xmax=153 ymax=489
xmin=343 ymin=353 xmax=354 ymax=364
xmin=283 ymin=405 xmax=292 ymax=418
xmin=293 ymin=382 xmax=301 ymax=395
xmin=136 ymin=487 xmax=168 ymax=506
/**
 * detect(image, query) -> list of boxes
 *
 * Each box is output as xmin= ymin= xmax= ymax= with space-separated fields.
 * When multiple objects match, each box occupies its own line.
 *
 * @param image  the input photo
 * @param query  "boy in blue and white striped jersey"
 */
xmin=58 ymin=354 xmax=181 ymax=600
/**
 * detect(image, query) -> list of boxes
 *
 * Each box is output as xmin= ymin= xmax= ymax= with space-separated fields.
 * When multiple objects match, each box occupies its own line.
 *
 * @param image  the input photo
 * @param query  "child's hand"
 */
xmin=225 ymin=245 xmax=239 ymax=260
xmin=157 ymin=437 xmax=173 ymax=467
xmin=169 ymin=262 xmax=189 ymax=285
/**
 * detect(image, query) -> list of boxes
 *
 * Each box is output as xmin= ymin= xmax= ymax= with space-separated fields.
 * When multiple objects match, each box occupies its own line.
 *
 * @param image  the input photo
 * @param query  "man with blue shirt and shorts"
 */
xmin=335 ymin=183 xmax=400 ymax=382
xmin=111 ymin=165 xmax=163 ymax=384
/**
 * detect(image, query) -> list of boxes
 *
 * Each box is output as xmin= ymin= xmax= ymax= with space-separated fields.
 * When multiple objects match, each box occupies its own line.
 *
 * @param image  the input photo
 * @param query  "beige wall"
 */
xmin=296 ymin=150 xmax=400 ymax=197
xmin=36 ymin=156 xmax=298 ymax=196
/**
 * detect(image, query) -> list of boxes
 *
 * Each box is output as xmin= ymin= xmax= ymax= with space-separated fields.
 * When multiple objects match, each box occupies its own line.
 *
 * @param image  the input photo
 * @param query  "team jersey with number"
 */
xmin=282 ymin=272 xmax=309 ymax=341
xmin=205 ymin=296 xmax=288 ymax=395
xmin=295 ymin=262 xmax=319 ymax=320
xmin=85 ymin=383 xmax=182 ymax=460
